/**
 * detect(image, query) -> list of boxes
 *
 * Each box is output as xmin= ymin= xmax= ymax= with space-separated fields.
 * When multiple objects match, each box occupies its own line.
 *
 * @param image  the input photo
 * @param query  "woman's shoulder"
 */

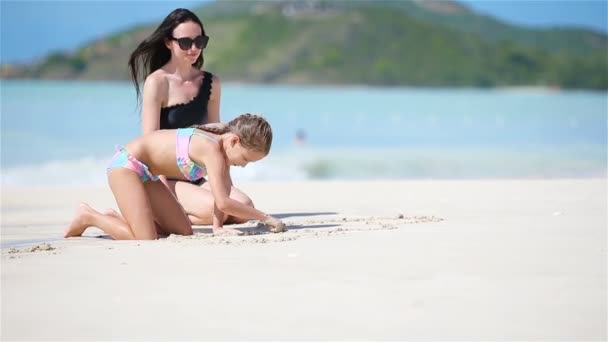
xmin=207 ymin=71 xmax=220 ymax=84
xmin=204 ymin=71 xmax=221 ymax=98
xmin=146 ymin=69 xmax=169 ymax=81
xmin=197 ymin=70 xmax=219 ymax=84
xmin=144 ymin=70 xmax=170 ymax=90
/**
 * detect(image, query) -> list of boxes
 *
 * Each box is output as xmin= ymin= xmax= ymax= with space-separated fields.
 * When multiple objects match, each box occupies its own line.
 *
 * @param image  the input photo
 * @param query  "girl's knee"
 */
xmin=179 ymin=226 xmax=194 ymax=236
xmin=132 ymin=231 xmax=158 ymax=240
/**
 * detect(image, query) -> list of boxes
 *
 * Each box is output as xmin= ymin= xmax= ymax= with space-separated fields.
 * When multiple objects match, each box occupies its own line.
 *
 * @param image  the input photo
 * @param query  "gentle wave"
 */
xmin=1 ymin=146 xmax=605 ymax=186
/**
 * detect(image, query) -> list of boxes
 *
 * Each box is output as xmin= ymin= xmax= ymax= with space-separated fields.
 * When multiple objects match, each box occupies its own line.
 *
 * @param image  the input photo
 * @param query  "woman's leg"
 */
xmin=65 ymin=169 xmax=156 ymax=240
xmin=169 ymin=180 xmax=254 ymax=225
xmin=221 ymin=186 xmax=254 ymax=224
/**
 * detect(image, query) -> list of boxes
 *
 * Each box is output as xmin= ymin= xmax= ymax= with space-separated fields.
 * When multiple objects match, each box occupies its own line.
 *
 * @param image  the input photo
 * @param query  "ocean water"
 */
xmin=1 ymin=80 xmax=606 ymax=185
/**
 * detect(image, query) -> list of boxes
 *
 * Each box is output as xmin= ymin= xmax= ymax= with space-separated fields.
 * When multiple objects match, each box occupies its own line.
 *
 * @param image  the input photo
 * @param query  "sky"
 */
xmin=461 ymin=0 xmax=607 ymax=32
xmin=0 ymin=0 xmax=207 ymax=63
xmin=1 ymin=0 xmax=607 ymax=64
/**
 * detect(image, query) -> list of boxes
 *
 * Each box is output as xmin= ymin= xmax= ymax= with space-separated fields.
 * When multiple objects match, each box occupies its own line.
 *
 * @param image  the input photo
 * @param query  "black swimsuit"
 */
xmin=160 ymin=71 xmax=214 ymax=185
xmin=160 ymin=71 xmax=213 ymax=130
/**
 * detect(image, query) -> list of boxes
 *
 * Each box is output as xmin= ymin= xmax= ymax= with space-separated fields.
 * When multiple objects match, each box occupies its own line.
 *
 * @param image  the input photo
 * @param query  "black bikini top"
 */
xmin=159 ymin=71 xmax=213 ymax=130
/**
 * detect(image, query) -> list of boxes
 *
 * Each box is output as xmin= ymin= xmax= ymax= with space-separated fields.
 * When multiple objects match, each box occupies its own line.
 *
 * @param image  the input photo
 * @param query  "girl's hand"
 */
xmin=262 ymin=215 xmax=287 ymax=233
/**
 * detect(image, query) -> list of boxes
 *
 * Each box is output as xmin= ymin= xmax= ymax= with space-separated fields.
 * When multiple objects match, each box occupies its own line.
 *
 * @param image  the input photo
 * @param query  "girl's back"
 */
xmin=124 ymin=130 xmax=178 ymax=179
xmin=124 ymin=128 xmax=219 ymax=181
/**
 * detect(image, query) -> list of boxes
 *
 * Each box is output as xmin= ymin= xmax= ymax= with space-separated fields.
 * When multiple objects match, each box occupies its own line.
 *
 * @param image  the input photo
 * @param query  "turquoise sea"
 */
xmin=1 ymin=80 xmax=606 ymax=185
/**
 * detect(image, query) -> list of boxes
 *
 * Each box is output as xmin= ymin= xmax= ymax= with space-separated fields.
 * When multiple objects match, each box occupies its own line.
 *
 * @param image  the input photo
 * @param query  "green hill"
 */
xmin=2 ymin=0 xmax=607 ymax=89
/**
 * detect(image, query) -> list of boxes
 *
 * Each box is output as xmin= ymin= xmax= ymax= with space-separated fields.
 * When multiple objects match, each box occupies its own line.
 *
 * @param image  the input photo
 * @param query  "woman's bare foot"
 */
xmin=103 ymin=208 xmax=122 ymax=220
xmin=212 ymin=227 xmax=243 ymax=236
xmin=64 ymin=203 xmax=94 ymax=238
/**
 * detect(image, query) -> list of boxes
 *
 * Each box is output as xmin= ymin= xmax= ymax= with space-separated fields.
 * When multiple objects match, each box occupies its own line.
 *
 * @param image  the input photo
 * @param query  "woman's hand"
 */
xmin=262 ymin=215 xmax=287 ymax=233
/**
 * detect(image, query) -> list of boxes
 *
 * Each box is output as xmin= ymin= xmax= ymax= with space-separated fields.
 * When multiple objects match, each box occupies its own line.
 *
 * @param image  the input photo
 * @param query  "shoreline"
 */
xmin=4 ymin=78 xmax=608 ymax=92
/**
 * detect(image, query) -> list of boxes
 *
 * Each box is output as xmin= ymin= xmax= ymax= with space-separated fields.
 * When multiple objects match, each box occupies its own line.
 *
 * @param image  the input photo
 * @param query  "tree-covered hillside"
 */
xmin=2 ymin=0 xmax=606 ymax=89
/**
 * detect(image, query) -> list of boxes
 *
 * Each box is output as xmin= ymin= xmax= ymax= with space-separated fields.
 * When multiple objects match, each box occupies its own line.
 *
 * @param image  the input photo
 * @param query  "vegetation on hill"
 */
xmin=2 ymin=0 xmax=606 ymax=89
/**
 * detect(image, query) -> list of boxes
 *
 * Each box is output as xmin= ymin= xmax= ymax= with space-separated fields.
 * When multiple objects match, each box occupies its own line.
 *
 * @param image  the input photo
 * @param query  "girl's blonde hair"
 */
xmin=195 ymin=113 xmax=273 ymax=155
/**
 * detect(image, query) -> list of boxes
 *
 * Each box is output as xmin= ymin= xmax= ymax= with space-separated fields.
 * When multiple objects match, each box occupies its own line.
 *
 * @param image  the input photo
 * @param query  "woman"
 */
xmin=128 ymin=8 xmax=254 ymax=225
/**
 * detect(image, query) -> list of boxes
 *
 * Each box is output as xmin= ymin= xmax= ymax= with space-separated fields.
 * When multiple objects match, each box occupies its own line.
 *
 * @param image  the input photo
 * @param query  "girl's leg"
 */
xmin=107 ymin=168 xmax=158 ymax=240
xmin=103 ymin=208 xmax=165 ymax=236
xmin=65 ymin=202 xmax=135 ymax=239
xmin=143 ymin=179 xmax=193 ymax=236
xmin=66 ymin=168 xmax=157 ymax=240
xmin=170 ymin=180 xmax=254 ymax=225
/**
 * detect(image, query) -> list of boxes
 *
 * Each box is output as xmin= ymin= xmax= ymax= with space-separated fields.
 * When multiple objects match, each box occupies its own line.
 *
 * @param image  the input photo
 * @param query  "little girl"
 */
xmin=64 ymin=113 xmax=285 ymax=240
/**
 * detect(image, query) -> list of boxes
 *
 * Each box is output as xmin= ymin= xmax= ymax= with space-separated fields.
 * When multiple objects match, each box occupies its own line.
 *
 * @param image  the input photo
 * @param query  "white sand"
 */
xmin=1 ymin=179 xmax=606 ymax=340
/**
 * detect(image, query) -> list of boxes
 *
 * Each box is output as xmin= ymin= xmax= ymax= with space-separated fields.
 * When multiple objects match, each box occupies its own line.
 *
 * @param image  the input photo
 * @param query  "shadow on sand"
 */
xmin=86 ymin=212 xmax=342 ymax=239
xmin=192 ymin=223 xmax=340 ymax=235
xmin=271 ymin=212 xmax=338 ymax=219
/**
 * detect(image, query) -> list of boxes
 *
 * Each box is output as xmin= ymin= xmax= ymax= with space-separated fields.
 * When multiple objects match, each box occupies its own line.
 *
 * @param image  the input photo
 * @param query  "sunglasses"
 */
xmin=170 ymin=35 xmax=209 ymax=50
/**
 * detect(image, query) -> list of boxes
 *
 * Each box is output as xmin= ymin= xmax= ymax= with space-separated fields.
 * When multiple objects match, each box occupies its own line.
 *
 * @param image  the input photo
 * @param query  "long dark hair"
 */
xmin=128 ymin=8 xmax=206 ymax=101
xmin=195 ymin=114 xmax=274 ymax=155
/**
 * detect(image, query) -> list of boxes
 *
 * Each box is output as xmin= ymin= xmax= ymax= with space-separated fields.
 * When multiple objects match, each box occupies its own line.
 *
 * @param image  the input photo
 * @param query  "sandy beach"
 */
xmin=1 ymin=179 xmax=606 ymax=340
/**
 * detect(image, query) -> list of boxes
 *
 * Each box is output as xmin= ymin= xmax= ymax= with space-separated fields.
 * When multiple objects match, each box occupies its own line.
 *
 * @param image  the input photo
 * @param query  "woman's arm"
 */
xmin=141 ymin=74 xmax=172 ymax=189
xmin=206 ymin=75 xmax=221 ymax=124
xmin=141 ymin=73 xmax=167 ymax=134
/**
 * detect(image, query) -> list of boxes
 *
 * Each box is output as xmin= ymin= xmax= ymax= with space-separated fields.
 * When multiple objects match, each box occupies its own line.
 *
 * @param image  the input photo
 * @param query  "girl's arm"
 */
xmin=211 ymin=164 xmax=231 ymax=230
xmin=202 ymin=145 xmax=283 ymax=230
xmin=206 ymin=76 xmax=237 ymax=188
xmin=141 ymin=74 xmax=172 ymax=189
xmin=212 ymin=203 xmax=225 ymax=230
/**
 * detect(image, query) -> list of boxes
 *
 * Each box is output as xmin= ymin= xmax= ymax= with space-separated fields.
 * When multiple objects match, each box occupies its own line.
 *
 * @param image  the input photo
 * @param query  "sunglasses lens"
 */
xmin=194 ymin=36 xmax=208 ymax=49
xmin=193 ymin=37 xmax=203 ymax=49
xmin=174 ymin=35 xmax=208 ymax=50
xmin=177 ymin=38 xmax=192 ymax=50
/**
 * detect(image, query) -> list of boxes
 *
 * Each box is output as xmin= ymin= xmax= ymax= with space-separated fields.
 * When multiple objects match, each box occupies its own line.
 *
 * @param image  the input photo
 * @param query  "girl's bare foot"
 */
xmin=212 ymin=227 xmax=243 ymax=236
xmin=64 ymin=203 xmax=94 ymax=238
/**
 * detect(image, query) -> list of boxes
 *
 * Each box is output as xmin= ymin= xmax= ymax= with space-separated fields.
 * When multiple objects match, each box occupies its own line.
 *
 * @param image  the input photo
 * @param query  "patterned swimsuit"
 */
xmin=107 ymin=128 xmax=217 ymax=183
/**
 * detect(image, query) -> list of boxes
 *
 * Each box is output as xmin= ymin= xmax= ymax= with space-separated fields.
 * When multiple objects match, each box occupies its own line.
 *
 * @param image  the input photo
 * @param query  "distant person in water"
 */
xmin=294 ymin=129 xmax=307 ymax=146
xmin=65 ymin=114 xmax=286 ymax=240
xmin=128 ymin=8 xmax=255 ymax=226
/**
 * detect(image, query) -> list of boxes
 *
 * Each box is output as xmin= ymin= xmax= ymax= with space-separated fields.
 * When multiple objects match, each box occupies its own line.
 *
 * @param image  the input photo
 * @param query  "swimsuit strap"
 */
xmin=191 ymin=130 xmax=219 ymax=144
xmin=175 ymin=128 xmax=212 ymax=181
